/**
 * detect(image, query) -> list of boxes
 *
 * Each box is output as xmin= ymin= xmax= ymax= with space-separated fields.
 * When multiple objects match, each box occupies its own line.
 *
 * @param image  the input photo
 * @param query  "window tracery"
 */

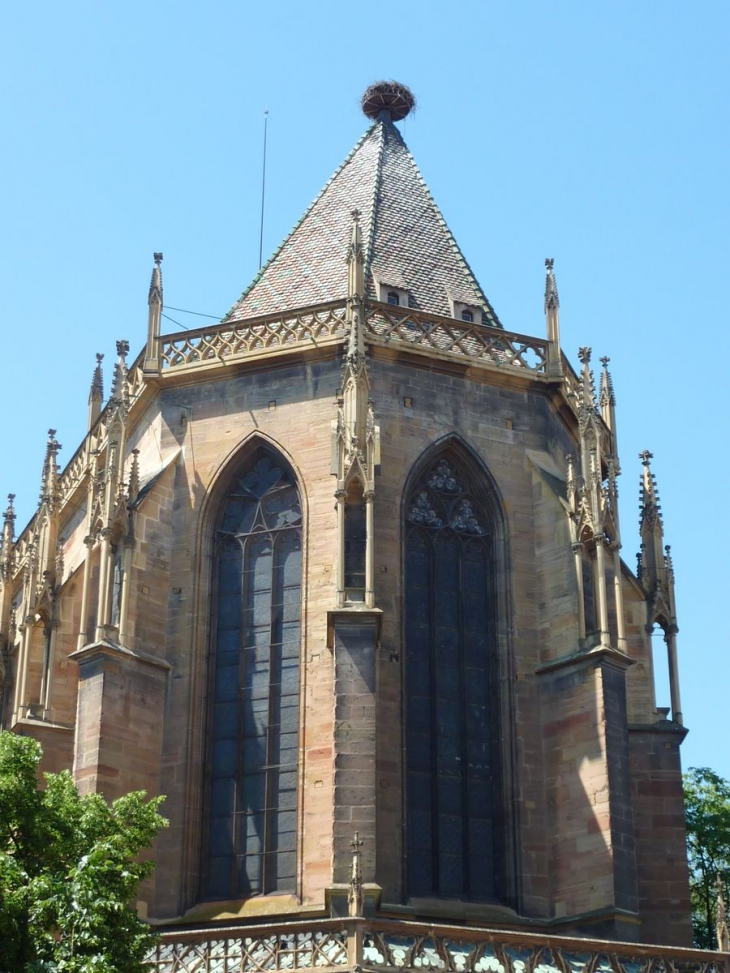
xmin=404 ymin=453 xmax=497 ymax=901
xmin=204 ymin=448 xmax=302 ymax=900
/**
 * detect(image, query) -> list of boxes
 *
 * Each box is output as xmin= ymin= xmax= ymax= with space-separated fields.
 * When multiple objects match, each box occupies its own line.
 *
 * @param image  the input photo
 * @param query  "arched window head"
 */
xmin=204 ymin=446 xmax=302 ymax=900
xmin=404 ymin=452 xmax=499 ymax=901
xmin=461 ymin=308 xmax=474 ymax=323
xmin=387 ymin=291 xmax=400 ymax=306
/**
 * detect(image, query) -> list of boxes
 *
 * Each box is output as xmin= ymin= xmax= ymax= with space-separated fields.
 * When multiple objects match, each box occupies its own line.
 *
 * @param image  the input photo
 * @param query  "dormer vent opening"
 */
xmin=378 ymin=281 xmax=409 ymax=308
xmin=450 ymin=297 xmax=482 ymax=325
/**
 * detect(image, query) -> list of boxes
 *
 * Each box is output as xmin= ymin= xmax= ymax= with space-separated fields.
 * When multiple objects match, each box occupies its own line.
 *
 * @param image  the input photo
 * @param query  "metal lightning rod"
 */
xmin=259 ymin=110 xmax=269 ymax=270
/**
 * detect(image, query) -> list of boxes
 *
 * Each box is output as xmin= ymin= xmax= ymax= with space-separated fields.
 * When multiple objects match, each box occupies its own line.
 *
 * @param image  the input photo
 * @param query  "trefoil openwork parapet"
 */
xmin=148 ymin=919 xmax=727 ymax=973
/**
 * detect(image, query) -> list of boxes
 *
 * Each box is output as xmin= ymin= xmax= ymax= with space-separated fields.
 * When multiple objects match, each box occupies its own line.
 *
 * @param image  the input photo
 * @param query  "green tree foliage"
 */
xmin=0 ymin=731 xmax=167 ymax=972
xmin=684 ymin=766 xmax=730 ymax=949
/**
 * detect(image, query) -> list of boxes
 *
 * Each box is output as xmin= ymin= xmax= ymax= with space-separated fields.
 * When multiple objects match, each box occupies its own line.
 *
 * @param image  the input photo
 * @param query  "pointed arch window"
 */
xmin=204 ymin=447 xmax=302 ymax=900
xmin=405 ymin=455 xmax=498 ymax=901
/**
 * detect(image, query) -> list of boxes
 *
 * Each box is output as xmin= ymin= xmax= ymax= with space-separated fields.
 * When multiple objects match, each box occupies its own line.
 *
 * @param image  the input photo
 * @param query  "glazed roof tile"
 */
xmin=225 ymin=118 xmax=501 ymax=327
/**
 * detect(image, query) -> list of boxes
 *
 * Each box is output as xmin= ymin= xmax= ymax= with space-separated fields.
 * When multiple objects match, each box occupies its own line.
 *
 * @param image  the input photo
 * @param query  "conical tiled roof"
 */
xmin=225 ymin=117 xmax=501 ymax=327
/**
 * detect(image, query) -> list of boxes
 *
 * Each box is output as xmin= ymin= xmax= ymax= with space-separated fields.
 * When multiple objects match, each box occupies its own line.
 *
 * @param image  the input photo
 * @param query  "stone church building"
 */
xmin=0 ymin=83 xmax=704 ymax=969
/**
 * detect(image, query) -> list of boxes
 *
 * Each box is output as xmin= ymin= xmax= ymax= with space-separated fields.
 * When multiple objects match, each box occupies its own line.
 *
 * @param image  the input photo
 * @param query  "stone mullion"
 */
xmin=594 ymin=536 xmax=610 ymax=645
xmin=79 ymin=541 xmax=98 ymax=654
xmin=95 ymin=528 xmax=113 ymax=641
xmin=572 ymin=541 xmax=587 ymax=642
xmin=611 ymin=545 xmax=627 ymax=654
xmin=665 ymin=626 xmax=683 ymax=724
xmin=364 ymin=490 xmax=375 ymax=608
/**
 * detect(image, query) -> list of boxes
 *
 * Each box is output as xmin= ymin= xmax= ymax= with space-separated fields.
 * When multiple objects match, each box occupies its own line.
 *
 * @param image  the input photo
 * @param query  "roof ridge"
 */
xmin=362 ymin=120 xmax=387 ymax=291
xmin=222 ymin=124 xmax=379 ymax=323
xmin=389 ymin=124 xmax=502 ymax=328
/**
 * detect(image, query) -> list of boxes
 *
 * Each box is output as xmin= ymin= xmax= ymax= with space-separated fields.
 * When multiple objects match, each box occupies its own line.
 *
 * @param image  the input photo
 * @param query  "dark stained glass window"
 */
xmin=405 ymin=456 xmax=497 ymax=900
xmin=204 ymin=448 xmax=302 ymax=900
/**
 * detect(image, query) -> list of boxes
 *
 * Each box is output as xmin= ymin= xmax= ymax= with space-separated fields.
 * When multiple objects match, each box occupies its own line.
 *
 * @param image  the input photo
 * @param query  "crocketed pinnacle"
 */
xmin=599 ymin=356 xmax=615 ymax=409
xmin=149 ymin=252 xmax=163 ymax=306
xmin=639 ymin=449 xmax=663 ymax=531
xmin=225 ymin=109 xmax=501 ymax=327
xmin=88 ymin=353 xmax=104 ymax=406
xmin=544 ymin=257 xmax=559 ymax=313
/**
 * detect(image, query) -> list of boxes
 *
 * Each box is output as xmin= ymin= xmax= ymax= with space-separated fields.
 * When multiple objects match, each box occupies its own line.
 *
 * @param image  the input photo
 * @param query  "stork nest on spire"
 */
xmin=361 ymin=81 xmax=416 ymax=121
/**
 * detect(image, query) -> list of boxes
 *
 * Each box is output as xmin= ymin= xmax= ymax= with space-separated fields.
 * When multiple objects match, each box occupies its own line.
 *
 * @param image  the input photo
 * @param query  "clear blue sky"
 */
xmin=1 ymin=3 xmax=728 ymax=775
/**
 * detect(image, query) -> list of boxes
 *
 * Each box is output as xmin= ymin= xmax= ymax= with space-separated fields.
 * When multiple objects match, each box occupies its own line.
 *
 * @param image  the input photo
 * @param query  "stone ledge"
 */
xmin=69 ymin=637 xmax=172 ymax=672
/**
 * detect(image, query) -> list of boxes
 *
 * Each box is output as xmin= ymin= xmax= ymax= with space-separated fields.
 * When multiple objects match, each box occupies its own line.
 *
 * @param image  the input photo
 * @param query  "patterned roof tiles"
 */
xmin=225 ymin=117 xmax=501 ymax=328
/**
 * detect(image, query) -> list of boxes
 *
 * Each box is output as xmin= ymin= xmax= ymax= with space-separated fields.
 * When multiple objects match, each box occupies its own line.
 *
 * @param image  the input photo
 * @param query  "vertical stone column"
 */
xmin=94 ymin=528 xmax=113 ymax=641
xmin=70 ymin=640 xmax=170 ymax=799
xmin=335 ymin=490 xmax=346 ymax=608
xmin=364 ymin=491 xmax=375 ymax=609
xmin=665 ymin=626 xmax=683 ymax=724
xmin=76 ymin=537 xmax=94 ymax=649
xmin=593 ymin=536 xmax=611 ymax=645
xmin=117 ymin=539 xmax=133 ymax=645
xmin=540 ymin=647 xmax=638 ymax=939
xmin=612 ymin=546 xmax=627 ymax=653
xmin=572 ymin=541 xmax=587 ymax=641
xmin=630 ymin=721 xmax=691 ymax=945
xmin=329 ymin=611 xmax=381 ymax=890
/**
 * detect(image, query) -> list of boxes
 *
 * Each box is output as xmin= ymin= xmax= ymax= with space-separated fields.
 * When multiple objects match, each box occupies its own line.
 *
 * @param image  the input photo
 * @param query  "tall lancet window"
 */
xmin=205 ymin=447 xmax=302 ymax=900
xmin=405 ymin=454 xmax=498 ymax=901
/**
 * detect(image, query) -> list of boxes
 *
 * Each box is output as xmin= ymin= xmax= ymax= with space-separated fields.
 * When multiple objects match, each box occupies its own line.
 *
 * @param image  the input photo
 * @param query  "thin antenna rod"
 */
xmin=259 ymin=110 xmax=269 ymax=270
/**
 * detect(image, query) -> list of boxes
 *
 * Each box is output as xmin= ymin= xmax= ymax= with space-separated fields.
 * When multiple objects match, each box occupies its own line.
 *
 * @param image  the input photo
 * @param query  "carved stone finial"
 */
xmin=116 ymin=340 xmax=130 ymax=360
xmin=351 ymin=208 xmax=360 ymax=223
xmin=127 ymin=448 xmax=141 ymax=502
xmin=38 ymin=432 xmax=61 ymax=506
xmin=578 ymin=346 xmax=592 ymax=366
xmin=599 ymin=356 xmax=616 ymax=409
xmin=2 ymin=495 xmax=15 ymax=554
xmin=544 ymin=257 xmax=559 ymax=313
xmin=89 ymin=352 xmax=105 ymax=405
xmin=348 ymin=831 xmax=364 ymax=918
xmin=149 ymin=253 xmax=164 ymax=307
xmin=639 ymin=449 xmax=653 ymax=467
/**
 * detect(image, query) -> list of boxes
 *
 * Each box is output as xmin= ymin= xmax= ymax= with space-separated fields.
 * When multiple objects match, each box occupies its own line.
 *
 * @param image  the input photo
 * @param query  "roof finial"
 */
xmin=144 ymin=253 xmax=163 ymax=377
xmin=39 ymin=430 xmax=61 ymax=506
xmin=544 ymin=257 xmax=559 ymax=312
xmin=639 ymin=449 xmax=663 ymax=532
xmin=1 ymin=494 xmax=15 ymax=572
xmin=149 ymin=253 xmax=163 ymax=306
xmin=110 ymin=340 xmax=130 ymax=408
xmin=348 ymin=831 xmax=364 ymax=917
xmin=361 ymin=81 xmax=416 ymax=122
xmin=544 ymin=258 xmax=562 ymax=378
xmin=88 ymin=352 xmax=105 ymax=431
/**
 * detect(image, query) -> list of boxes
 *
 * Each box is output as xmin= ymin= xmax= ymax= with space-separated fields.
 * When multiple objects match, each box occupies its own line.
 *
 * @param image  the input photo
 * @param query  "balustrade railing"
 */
xmin=365 ymin=304 xmax=548 ymax=374
xmin=158 ymin=303 xmax=348 ymax=371
xmin=148 ymin=918 xmax=725 ymax=973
